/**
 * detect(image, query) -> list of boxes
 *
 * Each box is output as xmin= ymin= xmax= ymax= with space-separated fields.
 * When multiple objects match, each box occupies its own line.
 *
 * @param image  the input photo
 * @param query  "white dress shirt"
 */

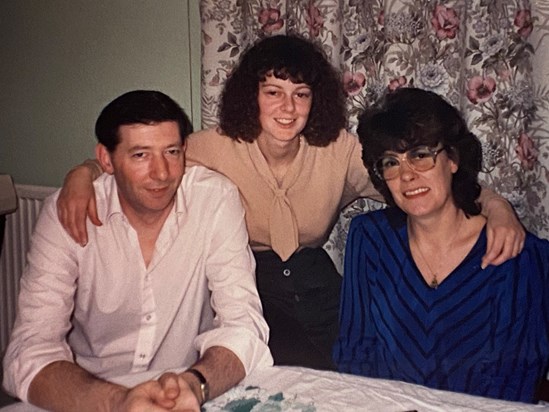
xmin=2 ymin=166 xmax=272 ymax=402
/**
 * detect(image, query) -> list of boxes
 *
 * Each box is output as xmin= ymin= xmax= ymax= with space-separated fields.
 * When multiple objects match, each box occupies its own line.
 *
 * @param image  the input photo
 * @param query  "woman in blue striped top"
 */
xmin=334 ymin=87 xmax=549 ymax=403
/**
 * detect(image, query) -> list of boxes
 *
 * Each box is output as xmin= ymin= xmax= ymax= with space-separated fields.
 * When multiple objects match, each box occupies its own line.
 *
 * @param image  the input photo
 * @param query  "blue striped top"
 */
xmin=334 ymin=208 xmax=549 ymax=403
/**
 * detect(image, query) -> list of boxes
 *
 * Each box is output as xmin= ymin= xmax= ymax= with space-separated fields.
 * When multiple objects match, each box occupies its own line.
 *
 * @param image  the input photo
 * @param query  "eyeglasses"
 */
xmin=374 ymin=145 xmax=446 ymax=181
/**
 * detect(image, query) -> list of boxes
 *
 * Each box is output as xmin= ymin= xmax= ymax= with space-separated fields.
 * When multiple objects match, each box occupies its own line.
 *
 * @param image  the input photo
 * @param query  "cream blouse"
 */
xmin=186 ymin=128 xmax=382 ymax=261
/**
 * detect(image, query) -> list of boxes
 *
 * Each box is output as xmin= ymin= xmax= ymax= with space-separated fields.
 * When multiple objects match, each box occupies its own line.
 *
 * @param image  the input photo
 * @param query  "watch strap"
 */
xmin=186 ymin=368 xmax=209 ymax=404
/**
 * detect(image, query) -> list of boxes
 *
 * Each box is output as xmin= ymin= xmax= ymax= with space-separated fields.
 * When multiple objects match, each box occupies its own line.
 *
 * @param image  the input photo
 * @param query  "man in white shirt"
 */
xmin=2 ymin=90 xmax=272 ymax=411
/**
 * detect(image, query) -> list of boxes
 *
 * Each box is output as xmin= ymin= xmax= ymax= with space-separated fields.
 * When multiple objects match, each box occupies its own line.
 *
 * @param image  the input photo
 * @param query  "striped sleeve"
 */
xmin=334 ymin=214 xmax=379 ymax=374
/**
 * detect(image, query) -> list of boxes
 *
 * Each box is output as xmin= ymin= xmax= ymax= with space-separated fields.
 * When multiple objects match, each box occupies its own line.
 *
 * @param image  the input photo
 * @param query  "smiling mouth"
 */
xmin=148 ymin=187 xmax=170 ymax=194
xmin=275 ymin=118 xmax=295 ymax=125
xmin=404 ymin=187 xmax=429 ymax=197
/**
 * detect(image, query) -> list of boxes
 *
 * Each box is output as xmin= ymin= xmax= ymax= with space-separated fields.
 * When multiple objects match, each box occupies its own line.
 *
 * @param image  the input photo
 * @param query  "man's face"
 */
xmin=98 ymin=121 xmax=185 ymax=221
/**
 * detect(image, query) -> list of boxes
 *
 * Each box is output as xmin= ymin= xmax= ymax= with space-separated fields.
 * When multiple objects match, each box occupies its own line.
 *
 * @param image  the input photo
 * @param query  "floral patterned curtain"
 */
xmin=200 ymin=0 xmax=549 ymax=271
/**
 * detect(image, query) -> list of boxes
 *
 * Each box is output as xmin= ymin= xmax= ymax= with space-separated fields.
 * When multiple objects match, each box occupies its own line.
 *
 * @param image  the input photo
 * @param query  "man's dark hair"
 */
xmin=95 ymin=90 xmax=193 ymax=151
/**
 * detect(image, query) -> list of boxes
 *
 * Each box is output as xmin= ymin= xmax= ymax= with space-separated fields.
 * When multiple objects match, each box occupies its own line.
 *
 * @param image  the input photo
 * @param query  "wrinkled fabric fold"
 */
xmin=247 ymin=138 xmax=307 ymax=261
xmin=269 ymin=189 xmax=299 ymax=261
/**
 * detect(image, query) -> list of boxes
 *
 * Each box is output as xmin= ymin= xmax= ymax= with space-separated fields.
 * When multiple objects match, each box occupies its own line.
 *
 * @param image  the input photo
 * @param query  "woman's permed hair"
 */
xmin=357 ymin=87 xmax=483 ymax=216
xmin=219 ymin=35 xmax=346 ymax=146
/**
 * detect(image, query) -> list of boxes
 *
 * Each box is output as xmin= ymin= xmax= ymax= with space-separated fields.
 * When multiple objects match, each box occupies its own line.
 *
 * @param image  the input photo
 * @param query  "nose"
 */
xmin=281 ymin=94 xmax=295 ymax=112
xmin=150 ymin=155 xmax=169 ymax=181
xmin=399 ymin=159 xmax=417 ymax=181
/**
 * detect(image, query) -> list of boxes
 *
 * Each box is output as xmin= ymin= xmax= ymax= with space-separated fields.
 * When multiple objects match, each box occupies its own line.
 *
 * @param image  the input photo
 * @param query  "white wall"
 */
xmin=0 ymin=0 xmax=201 ymax=187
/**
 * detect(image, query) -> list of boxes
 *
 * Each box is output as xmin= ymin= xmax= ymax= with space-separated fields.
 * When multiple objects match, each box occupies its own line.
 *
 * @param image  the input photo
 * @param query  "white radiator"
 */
xmin=0 ymin=184 xmax=57 ymax=354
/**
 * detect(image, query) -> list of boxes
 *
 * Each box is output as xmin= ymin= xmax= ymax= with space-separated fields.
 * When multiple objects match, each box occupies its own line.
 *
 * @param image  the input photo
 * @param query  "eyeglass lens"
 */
xmin=376 ymin=146 xmax=441 ymax=180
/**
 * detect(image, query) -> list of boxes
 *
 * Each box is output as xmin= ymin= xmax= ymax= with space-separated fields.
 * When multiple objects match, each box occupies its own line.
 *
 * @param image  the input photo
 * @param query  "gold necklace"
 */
xmin=411 ymin=237 xmax=441 ymax=288
xmin=409 ymin=216 xmax=464 ymax=289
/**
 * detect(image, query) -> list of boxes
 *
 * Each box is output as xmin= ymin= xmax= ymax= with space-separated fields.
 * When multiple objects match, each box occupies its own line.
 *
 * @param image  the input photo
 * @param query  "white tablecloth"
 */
xmin=2 ymin=366 xmax=548 ymax=411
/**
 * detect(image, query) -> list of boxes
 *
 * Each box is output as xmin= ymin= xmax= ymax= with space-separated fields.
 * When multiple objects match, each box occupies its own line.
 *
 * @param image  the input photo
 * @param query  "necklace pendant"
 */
xmin=430 ymin=278 xmax=439 ymax=289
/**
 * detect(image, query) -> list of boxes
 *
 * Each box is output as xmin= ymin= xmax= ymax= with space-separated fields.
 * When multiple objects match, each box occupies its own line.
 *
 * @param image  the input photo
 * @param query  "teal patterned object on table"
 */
xmin=203 ymin=385 xmax=316 ymax=412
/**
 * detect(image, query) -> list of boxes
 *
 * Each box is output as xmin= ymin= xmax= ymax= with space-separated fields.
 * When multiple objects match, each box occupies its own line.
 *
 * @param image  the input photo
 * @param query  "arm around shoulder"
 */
xmin=478 ymin=186 xmax=525 ymax=268
xmin=57 ymin=158 xmax=104 ymax=246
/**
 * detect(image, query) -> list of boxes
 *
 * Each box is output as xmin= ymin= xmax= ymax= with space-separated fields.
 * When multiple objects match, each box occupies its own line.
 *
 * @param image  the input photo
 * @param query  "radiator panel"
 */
xmin=0 ymin=184 xmax=57 ymax=354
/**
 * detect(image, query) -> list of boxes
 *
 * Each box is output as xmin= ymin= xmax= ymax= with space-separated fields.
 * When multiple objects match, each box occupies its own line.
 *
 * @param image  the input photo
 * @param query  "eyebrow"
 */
xmin=259 ymin=82 xmax=311 ymax=89
xmin=127 ymin=143 xmax=182 ymax=151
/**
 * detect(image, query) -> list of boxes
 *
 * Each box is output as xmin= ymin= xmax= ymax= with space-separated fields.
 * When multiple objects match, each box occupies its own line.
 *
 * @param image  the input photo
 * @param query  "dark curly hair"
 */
xmin=219 ymin=35 xmax=346 ymax=146
xmin=357 ymin=87 xmax=482 ymax=216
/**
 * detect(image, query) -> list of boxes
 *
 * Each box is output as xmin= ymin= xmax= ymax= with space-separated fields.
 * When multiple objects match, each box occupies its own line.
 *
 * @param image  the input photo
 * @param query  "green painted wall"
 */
xmin=0 ymin=0 xmax=201 ymax=187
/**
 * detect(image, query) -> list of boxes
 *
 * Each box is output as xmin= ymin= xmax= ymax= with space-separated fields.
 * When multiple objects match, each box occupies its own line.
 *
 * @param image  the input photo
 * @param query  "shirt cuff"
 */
xmin=193 ymin=327 xmax=273 ymax=375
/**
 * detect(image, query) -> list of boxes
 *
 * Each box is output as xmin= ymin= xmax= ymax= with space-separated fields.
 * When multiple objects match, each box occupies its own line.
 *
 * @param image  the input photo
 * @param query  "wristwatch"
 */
xmin=186 ymin=368 xmax=210 ymax=404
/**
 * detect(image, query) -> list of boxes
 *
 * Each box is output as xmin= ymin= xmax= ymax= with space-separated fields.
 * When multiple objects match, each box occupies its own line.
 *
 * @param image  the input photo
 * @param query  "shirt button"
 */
xmin=283 ymin=269 xmax=291 ymax=277
xmin=139 ymin=353 xmax=146 ymax=359
xmin=294 ymin=294 xmax=300 ymax=302
xmin=145 ymin=315 xmax=152 ymax=321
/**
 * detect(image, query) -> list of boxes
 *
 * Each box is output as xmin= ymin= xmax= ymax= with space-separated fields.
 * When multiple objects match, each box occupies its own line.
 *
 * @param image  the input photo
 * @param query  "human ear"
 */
xmin=96 ymin=144 xmax=114 ymax=175
xmin=446 ymin=147 xmax=459 ymax=174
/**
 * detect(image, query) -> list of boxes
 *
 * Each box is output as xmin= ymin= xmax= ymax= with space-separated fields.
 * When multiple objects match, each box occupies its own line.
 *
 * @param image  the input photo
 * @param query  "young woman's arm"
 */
xmin=57 ymin=159 xmax=102 ymax=246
